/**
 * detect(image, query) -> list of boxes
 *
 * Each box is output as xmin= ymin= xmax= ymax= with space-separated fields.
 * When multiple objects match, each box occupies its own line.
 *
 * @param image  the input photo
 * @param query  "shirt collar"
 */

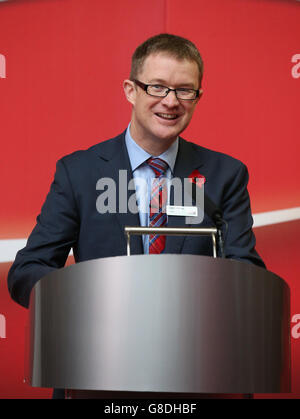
xmin=125 ymin=123 xmax=178 ymax=174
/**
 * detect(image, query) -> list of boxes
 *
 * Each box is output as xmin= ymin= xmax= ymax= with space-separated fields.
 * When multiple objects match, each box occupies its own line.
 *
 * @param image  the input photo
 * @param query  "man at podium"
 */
xmin=8 ymin=33 xmax=265 ymax=309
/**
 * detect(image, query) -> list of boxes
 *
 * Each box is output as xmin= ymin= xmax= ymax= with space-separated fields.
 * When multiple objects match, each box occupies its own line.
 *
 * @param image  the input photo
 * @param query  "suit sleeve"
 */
xmin=221 ymin=162 xmax=265 ymax=268
xmin=7 ymin=158 xmax=80 ymax=308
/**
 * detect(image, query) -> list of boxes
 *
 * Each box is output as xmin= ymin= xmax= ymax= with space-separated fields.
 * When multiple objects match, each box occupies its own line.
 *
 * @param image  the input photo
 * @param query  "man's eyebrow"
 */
xmin=148 ymin=79 xmax=196 ymax=88
xmin=147 ymin=79 xmax=168 ymax=85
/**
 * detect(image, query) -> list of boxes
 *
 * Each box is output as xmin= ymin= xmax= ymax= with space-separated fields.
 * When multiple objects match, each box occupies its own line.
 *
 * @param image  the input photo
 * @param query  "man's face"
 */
xmin=124 ymin=53 xmax=201 ymax=153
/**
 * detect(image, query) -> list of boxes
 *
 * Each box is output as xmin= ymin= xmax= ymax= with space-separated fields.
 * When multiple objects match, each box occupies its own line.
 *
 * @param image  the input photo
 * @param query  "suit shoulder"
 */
xmin=58 ymin=131 xmax=125 ymax=167
xmin=182 ymin=138 xmax=247 ymax=170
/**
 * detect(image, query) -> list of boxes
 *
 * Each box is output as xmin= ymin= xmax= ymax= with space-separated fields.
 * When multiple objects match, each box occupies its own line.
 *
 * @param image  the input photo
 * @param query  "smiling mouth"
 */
xmin=155 ymin=113 xmax=179 ymax=120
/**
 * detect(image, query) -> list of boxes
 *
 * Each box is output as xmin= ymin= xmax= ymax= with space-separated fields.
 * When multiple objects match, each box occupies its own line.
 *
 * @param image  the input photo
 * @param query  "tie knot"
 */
xmin=147 ymin=157 xmax=169 ymax=178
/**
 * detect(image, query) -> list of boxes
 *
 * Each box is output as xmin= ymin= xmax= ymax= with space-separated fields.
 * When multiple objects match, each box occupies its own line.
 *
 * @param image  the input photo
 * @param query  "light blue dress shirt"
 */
xmin=125 ymin=124 xmax=178 ymax=253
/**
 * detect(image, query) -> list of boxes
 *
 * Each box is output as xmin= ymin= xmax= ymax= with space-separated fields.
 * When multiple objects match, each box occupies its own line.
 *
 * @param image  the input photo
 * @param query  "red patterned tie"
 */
xmin=147 ymin=157 xmax=169 ymax=254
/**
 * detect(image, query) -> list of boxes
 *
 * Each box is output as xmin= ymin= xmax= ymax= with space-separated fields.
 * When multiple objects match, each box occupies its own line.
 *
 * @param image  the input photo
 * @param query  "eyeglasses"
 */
xmin=133 ymin=79 xmax=202 ymax=101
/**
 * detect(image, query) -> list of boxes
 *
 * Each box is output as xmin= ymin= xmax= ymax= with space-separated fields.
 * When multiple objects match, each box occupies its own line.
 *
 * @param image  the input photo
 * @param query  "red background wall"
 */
xmin=0 ymin=0 xmax=299 ymax=398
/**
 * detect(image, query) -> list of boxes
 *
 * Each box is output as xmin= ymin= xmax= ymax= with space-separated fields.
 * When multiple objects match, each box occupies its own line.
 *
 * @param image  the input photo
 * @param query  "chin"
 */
xmin=152 ymin=126 xmax=184 ymax=142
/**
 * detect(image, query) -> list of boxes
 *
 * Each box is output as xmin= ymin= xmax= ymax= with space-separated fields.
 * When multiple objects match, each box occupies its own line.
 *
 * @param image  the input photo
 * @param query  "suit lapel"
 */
xmin=95 ymin=132 xmax=143 ymax=255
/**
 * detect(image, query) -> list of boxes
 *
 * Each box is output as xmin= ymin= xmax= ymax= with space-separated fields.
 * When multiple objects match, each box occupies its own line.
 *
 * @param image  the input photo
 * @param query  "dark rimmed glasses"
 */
xmin=133 ymin=79 xmax=202 ymax=101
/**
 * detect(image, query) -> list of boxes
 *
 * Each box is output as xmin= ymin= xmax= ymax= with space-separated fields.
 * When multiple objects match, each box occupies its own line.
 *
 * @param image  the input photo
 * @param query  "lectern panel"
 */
xmin=27 ymin=255 xmax=290 ymax=394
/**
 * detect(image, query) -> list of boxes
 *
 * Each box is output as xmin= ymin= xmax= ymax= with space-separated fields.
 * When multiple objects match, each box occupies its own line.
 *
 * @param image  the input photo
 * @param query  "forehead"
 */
xmin=138 ymin=53 xmax=200 ymax=87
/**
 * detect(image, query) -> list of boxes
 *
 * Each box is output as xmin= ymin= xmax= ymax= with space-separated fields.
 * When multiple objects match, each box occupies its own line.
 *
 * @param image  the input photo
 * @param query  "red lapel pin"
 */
xmin=188 ymin=169 xmax=206 ymax=188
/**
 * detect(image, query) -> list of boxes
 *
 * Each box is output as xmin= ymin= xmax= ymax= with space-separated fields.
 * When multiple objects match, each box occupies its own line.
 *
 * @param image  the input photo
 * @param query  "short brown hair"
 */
xmin=130 ymin=33 xmax=204 ymax=86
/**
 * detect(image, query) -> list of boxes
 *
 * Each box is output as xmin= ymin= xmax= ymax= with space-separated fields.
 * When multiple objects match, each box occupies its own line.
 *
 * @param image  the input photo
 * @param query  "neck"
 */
xmin=129 ymin=121 xmax=177 ymax=156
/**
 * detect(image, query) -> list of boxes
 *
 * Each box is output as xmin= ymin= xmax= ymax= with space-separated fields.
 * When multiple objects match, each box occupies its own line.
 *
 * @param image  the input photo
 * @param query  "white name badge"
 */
xmin=166 ymin=205 xmax=198 ymax=217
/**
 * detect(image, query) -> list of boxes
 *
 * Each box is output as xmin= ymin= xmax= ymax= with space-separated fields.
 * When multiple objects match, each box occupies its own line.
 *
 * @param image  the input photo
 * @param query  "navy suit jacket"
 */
xmin=8 ymin=131 xmax=265 ymax=308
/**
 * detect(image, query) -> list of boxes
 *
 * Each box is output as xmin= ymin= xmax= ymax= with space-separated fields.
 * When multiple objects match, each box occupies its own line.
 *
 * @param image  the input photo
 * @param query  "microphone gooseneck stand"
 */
xmin=212 ymin=213 xmax=225 ymax=259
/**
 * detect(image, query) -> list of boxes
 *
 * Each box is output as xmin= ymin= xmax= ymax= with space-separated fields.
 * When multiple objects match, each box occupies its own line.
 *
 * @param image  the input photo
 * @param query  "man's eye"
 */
xmin=152 ymin=85 xmax=165 ymax=91
xmin=177 ymin=89 xmax=192 ymax=95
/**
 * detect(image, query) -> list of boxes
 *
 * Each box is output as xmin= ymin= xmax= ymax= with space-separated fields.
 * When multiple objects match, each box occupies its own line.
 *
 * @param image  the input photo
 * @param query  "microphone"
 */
xmin=188 ymin=171 xmax=225 ymax=258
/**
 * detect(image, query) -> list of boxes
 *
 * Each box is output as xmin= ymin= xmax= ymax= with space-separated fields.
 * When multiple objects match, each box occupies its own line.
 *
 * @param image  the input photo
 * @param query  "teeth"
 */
xmin=157 ymin=113 xmax=178 ymax=120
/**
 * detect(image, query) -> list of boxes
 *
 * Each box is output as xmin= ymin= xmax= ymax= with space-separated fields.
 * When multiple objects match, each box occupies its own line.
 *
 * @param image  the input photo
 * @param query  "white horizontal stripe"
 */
xmin=253 ymin=207 xmax=300 ymax=228
xmin=0 ymin=239 xmax=27 ymax=264
xmin=0 ymin=241 xmax=74 ymax=264
xmin=0 ymin=207 xmax=299 ymax=263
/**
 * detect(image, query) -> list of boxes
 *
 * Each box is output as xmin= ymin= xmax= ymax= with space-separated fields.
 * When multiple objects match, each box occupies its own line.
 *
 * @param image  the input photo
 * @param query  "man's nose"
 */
xmin=161 ymin=90 xmax=180 ymax=106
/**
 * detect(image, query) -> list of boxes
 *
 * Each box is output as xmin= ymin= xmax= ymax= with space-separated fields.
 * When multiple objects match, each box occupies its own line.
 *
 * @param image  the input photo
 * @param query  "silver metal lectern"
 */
xmin=26 ymin=254 xmax=291 ymax=396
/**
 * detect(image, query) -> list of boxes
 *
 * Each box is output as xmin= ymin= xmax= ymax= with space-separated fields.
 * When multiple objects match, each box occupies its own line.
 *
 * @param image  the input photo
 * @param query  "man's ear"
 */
xmin=193 ymin=89 xmax=203 ymax=106
xmin=123 ymin=79 xmax=136 ymax=105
